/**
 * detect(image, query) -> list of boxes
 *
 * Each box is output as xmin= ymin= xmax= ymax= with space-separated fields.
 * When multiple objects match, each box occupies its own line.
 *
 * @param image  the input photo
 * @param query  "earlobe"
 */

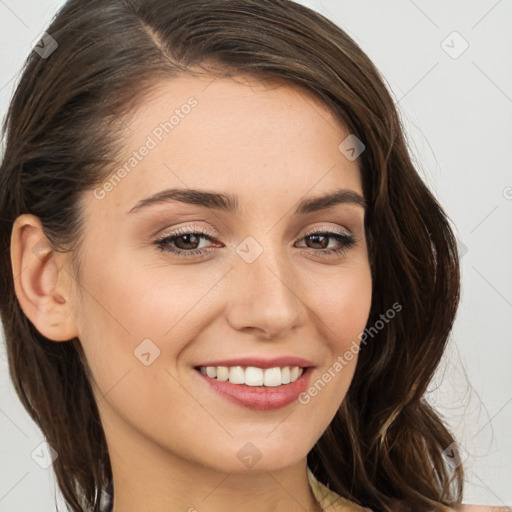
xmin=10 ymin=214 xmax=79 ymax=342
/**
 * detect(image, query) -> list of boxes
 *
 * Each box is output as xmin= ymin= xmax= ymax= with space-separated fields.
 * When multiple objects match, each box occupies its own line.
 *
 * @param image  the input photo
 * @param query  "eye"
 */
xmin=153 ymin=226 xmax=356 ymax=258
xmin=295 ymin=229 xmax=356 ymax=256
xmin=154 ymin=226 xmax=219 ymax=257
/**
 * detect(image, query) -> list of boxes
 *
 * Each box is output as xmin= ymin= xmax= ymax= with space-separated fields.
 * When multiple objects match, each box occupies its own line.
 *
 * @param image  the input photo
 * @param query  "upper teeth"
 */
xmin=198 ymin=366 xmax=304 ymax=387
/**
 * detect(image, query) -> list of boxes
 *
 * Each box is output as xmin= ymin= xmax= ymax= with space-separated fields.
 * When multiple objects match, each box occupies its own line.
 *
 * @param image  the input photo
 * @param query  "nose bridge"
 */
xmin=226 ymin=234 xmax=305 ymax=338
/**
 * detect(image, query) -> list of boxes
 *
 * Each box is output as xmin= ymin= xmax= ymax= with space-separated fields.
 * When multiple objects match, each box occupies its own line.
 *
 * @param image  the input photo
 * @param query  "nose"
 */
xmin=225 ymin=243 xmax=306 ymax=340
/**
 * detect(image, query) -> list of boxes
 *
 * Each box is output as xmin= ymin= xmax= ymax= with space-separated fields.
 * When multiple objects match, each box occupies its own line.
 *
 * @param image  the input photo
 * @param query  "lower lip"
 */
xmin=195 ymin=367 xmax=312 ymax=410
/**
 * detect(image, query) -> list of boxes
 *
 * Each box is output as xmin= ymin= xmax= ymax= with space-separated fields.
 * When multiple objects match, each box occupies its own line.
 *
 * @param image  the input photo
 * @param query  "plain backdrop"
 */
xmin=0 ymin=0 xmax=511 ymax=510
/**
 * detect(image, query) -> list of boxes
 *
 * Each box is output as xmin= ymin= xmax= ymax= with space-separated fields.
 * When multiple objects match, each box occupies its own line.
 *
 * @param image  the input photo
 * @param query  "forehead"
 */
xmin=88 ymin=74 xmax=363 ymax=216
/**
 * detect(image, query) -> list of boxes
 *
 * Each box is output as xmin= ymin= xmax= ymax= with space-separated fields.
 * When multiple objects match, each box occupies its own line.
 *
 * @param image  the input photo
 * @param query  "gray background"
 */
xmin=0 ymin=0 xmax=511 ymax=510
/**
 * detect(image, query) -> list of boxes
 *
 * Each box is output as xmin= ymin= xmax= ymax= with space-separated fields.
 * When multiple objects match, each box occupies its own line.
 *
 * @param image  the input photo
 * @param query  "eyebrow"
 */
xmin=127 ymin=187 xmax=367 ymax=215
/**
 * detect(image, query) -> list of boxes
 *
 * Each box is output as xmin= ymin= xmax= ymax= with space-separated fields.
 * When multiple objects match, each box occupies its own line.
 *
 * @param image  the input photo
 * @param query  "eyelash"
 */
xmin=154 ymin=226 xmax=357 ymax=258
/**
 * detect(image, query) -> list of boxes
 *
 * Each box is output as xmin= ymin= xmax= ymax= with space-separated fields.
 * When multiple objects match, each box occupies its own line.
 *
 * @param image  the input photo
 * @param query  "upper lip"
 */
xmin=195 ymin=356 xmax=314 ymax=369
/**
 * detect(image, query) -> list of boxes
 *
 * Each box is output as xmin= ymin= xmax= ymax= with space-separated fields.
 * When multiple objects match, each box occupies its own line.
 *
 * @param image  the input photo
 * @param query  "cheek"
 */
xmin=72 ymin=254 xmax=227 ymax=394
xmin=310 ymin=265 xmax=372 ymax=348
xmin=298 ymin=265 xmax=372 ymax=412
xmin=75 ymin=247 xmax=217 ymax=340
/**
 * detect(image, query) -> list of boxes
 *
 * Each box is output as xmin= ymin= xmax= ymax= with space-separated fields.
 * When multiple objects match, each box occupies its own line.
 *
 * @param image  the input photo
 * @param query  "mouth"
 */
xmin=194 ymin=365 xmax=304 ymax=386
xmin=193 ymin=364 xmax=313 ymax=410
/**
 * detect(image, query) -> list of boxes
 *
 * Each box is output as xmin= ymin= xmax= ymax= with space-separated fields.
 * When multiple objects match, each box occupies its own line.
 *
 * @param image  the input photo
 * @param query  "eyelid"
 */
xmin=302 ymin=226 xmax=352 ymax=237
xmin=157 ymin=223 xmax=218 ymax=239
xmin=156 ymin=223 xmax=353 ymax=242
xmin=153 ymin=223 xmax=358 ymax=261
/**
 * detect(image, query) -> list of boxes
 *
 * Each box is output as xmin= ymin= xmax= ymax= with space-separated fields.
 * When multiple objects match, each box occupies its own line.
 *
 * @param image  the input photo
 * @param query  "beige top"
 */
xmin=307 ymin=467 xmax=373 ymax=511
xmin=307 ymin=469 xmax=508 ymax=512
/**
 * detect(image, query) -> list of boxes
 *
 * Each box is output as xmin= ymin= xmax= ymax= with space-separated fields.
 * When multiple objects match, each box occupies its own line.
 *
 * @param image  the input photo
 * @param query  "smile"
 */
xmin=196 ymin=365 xmax=304 ymax=387
xmin=194 ymin=364 xmax=313 ymax=410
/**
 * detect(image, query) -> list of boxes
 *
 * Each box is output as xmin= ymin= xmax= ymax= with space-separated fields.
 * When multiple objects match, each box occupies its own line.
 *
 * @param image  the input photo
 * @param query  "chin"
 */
xmin=197 ymin=439 xmax=311 ymax=474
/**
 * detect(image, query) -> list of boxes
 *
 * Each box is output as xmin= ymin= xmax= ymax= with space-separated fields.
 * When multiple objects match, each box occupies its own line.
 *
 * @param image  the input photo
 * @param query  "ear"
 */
xmin=10 ymin=214 xmax=79 ymax=342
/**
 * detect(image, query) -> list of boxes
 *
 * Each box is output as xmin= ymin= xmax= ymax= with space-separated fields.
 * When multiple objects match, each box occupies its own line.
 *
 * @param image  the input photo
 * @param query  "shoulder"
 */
xmin=455 ymin=506 xmax=511 ymax=512
xmin=306 ymin=469 xmax=510 ymax=512
xmin=358 ymin=505 xmax=509 ymax=512
xmin=358 ymin=504 xmax=509 ymax=512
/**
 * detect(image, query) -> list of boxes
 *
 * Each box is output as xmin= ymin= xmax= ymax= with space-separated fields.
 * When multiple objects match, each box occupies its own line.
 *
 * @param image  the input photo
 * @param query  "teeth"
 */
xmin=263 ymin=367 xmax=282 ymax=387
xmin=229 ymin=366 xmax=245 ymax=384
xmin=245 ymin=366 xmax=264 ymax=386
xmin=206 ymin=366 xmax=217 ymax=378
xmin=197 ymin=365 xmax=304 ymax=386
xmin=216 ymin=366 xmax=229 ymax=381
xmin=290 ymin=366 xmax=300 ymax=382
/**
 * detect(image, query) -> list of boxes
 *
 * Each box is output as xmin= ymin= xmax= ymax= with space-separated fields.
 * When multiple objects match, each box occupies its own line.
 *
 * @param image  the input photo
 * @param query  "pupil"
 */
xmin=309 ymin=234 xmax=328 ymax=249
xmin=177 ymin=234 xmax=199 ymax=250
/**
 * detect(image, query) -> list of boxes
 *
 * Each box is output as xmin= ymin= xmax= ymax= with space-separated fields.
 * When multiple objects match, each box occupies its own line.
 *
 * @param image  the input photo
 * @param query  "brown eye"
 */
xmin=304 ymin=233 xmax=330 ymax=250
xmin=171 ymin=233 xmax=203 ymax=250
xmin=155 ymin=228 xmax=217 ymax=257
xmin=154 ymin=228 xmax=356 ymax=258
xmin=296 ymin=230 xmax=356 ymax=256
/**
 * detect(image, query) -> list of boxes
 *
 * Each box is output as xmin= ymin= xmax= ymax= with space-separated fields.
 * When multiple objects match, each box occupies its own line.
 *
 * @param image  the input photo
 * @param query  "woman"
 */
xmin=0 ymin=0 xmax=504 ymax=511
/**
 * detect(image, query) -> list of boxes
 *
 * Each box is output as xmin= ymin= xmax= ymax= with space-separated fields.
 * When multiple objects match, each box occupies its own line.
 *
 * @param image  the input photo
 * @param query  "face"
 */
xmin=70 ymin=74 xmax=372 ymax=474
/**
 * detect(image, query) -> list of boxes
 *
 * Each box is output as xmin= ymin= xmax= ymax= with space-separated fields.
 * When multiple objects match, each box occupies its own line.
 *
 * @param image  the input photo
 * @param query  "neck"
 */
xmin=105 ymin=416 xmax=321 ymax=512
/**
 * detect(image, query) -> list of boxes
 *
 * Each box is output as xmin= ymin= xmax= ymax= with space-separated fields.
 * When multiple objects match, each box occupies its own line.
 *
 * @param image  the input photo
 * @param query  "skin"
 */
xmin=12 ymin=75 xmax=501 ymax=512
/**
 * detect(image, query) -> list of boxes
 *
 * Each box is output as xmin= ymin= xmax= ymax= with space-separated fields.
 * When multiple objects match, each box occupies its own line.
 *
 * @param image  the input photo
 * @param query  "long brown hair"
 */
xmin=0 ymin=1 xmax=464 ymax=510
